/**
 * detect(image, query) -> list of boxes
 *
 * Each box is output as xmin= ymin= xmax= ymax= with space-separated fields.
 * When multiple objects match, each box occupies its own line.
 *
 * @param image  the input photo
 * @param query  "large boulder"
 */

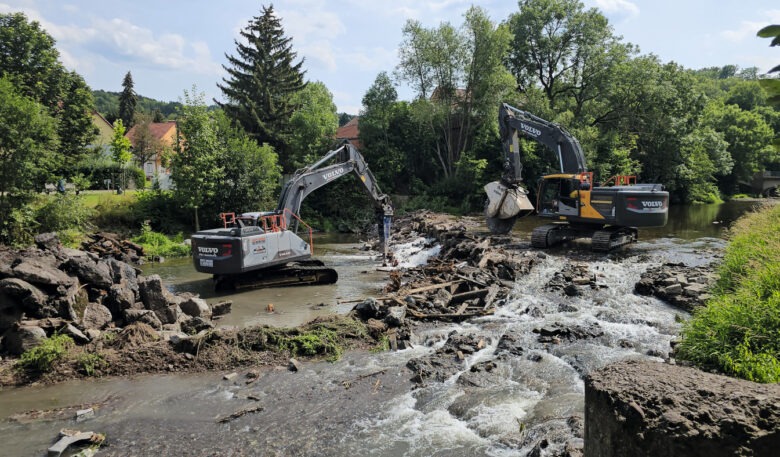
xmin=52 ymin=282 xmax=89 ymax=321
xmin=138 ymin=275 xmax=181 ymax=324
xmin=12 ymin=257 xmax=75 ymax=289
xmin=81 ymin=303 xmax=113 ymax=330
xmin=0 ymin=277 xmax=58 ymax=318
xmin=63 ymin=257 xmax=113 ymax=290
xmin=585 ymin=360 xmax=780 ymax=457
xmin=105 ymin=258 xmax=139 ymax=298
xmin=34 ymin=232 xmax=61 ymax=252
xmin=105 ymin=284 xmax=137 ymax=318
xmin=2 ymin=325 xmax=47 ymax=355
xmin=179 ymin=294 xmax=212 ymax=319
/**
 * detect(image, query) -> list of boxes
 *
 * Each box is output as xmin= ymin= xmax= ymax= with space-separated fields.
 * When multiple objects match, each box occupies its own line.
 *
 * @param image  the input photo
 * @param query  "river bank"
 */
xmin=0 ymin=203 xmax=772 ymax=456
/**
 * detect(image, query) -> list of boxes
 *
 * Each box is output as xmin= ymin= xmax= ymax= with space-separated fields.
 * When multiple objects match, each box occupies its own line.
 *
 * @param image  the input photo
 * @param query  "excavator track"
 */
xmin=215 ymin=260 xmax=339 ymax=291
xmin=531 ymin=223 xmax=581 ymax=248
xmin=591 ymin=227 xmax=638 ymax=252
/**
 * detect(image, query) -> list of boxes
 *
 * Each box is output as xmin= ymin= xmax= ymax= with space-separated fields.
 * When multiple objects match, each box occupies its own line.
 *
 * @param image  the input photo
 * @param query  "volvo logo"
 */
xmin=198 ymin=247 xmax=219 ymax=255
xmin=322 ymin=168 xmax=345 ymax=181
xmin=520 ymin=123 xmax=541 ymax=137
xmin=641 ymin=201 xmax=663 ymax=208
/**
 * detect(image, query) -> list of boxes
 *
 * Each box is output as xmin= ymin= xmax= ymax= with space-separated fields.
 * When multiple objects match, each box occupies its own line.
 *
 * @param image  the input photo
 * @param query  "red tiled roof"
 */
xmin=125 ymin=121 xmax=177 ymax=148
xmin=336 ymin=117 xmax=359 ymax=140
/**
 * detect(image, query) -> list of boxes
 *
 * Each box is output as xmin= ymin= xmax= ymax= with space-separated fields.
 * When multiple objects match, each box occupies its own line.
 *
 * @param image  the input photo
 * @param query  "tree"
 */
xmin=171 ymin=87 xmax=282 ymax=228
xmin=287 ymin=81 xmax=338 ymax=169
xmin=506 ymin=0 xmax=634 ymax=113
xmin=395 ymin=7 xmax=514 ymax=179
xmin=130 ymin=114 xmax=164 ymax=170
xmin=217 ymin=4 xmax=306 ymax=173
xmin=119 ymin=71 xmax=137 ymax=128
xmin=110 ymin=119 xmax=132 ymax=163
xmin=0 ymin=12 xmax=95 ymax=175
xmin=0 ymin=77 xmax=58 ymax=241
xmin=56 ymin=71 xmax=98 ymax=174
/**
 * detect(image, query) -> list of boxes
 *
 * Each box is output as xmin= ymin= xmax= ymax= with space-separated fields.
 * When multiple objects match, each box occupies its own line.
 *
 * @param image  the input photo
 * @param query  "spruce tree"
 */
xmin=217 ymin=4 xmax=306 ymax=173
xmin=118 ymin=71 xmax=137 ymax=128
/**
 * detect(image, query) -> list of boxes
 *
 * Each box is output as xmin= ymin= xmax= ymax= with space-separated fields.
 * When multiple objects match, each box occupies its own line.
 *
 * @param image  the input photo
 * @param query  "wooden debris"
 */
xmin=216 ymin=405 xmax=265 ymax=423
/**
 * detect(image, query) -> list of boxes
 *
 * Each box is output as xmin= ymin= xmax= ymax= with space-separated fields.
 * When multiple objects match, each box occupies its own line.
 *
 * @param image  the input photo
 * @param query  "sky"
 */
xmin=1 ymin=0 xmax=779 ymax=115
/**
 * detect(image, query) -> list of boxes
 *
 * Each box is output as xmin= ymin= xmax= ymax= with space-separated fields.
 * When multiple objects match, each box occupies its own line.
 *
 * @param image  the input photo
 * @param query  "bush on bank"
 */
xmin=676 ymin=203 xmax=780 ymax=383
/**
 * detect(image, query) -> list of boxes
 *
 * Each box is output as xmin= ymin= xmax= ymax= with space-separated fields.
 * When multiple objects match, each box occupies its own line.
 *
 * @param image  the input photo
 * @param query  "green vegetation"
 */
xmin=16 ymin=334 xmax=74 ymax=373
xmin=676 ymin=203 xmax=780 ymax=382
xmin=132 ymin=222 xmax=190 ymax=258
xmin=77 ymin=352 xmax=107 ymax=376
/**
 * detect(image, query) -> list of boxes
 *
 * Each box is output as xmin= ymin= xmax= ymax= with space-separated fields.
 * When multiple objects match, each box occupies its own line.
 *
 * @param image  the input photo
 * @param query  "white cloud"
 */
xmin=592 ymin=0 xmax=639 ymax=16
xmin=722 ymin=10 xmax=780 ymax=43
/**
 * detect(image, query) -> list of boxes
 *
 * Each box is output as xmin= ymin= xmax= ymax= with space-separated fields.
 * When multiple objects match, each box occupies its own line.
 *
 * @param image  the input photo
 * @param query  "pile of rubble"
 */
xmin=80 ymin=232 xmax=145 ymax=263
xmin=351 ymin=211 xmax=543 ymax=350
xmin=545 ymin=262 xmax=607 ymax=296
xmin=634 ymin=262 xmax=716 ymax=312
xmin=0 ymin=233 xmax=230 ymax=357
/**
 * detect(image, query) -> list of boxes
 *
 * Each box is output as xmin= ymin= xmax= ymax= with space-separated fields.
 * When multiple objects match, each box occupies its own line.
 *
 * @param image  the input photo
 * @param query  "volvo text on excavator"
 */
xmin=191 ymin=141 xmax=393 ymax=289
xmin=484 ymin=103 xmax=668 ymax=251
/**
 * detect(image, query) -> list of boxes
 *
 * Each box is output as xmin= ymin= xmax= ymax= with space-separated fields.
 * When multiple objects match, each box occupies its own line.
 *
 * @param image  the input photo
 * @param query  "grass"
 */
xmin=77 ymin=352 xmax=108 ymax=376
xmin=132 ymin=221 xmax=191 ymax=258
xmin=15 ymin=334 xmax=74 ymax=373
xmin=675 ymin=203 xmax=780 ymax=383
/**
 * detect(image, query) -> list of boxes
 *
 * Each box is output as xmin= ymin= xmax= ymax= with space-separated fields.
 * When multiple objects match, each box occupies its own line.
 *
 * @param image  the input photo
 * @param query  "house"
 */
xmin=336 ymin=117 xmax=362 ymax=149
xmin=125 ymin=120 xmax=177 ymax=188
xmin=90 ymin=110 xmax=115 ymax=156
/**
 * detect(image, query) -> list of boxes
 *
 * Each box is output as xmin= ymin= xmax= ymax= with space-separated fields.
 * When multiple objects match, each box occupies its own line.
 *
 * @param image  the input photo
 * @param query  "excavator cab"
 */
xmin=537 ymin=174 xmax=585 ymax=218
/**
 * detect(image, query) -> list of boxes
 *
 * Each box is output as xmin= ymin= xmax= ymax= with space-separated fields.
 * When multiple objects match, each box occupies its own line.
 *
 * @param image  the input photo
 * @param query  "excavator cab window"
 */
xmin=558 ymin=178 xmax=580 ymax=216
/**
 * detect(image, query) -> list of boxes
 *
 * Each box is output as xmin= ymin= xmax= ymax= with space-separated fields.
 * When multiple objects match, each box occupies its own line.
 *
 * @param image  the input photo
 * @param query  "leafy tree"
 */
xmin=757 ymin=24 xmax=780 ymax=151
xmin=338 ymin=112 xmax=355 ymax=127
xmin=119 ymin=71 xmax=137 ymax=128
xmin=171 ymin=87 xmax=282 ymax=229
xmin=396 ymin=7 xmax=514 ymax=180
xmin=360 ymin=72 xmax=405 ymax=190
xmin=0 ymin=12 xmax=95 ymax=176
xmin=0 ymin=77 xmax=58 ymax=242
xmin=506 ymin=0 xmax=633 ymax=113
xmin=110 ymin=119 xmax=132 ymax=163
xmin=130 ymin=114 xmax=164 ymax=170
xmin=56 ymin=71 xmax=98 ymax=174
xmin=287 ymin=81 xmax=338 ymax=169
xmin=217 ymin=4 xmax=306 ymax=173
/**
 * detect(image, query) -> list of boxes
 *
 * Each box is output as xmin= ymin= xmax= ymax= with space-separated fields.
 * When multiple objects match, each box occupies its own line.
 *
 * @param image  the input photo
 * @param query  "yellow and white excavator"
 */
xmin=485 ymin=103 xmax=668 ymax=251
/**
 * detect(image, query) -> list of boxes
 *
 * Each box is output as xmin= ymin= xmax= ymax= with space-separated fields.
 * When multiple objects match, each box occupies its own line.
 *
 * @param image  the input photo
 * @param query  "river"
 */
xmin=0 ymin=201 xmax=765 ymax=456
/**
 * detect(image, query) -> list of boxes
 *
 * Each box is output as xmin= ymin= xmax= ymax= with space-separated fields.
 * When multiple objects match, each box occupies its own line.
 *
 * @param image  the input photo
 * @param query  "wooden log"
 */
xmin=450 ymin=288 xmax=489 ymax=304
xmin=402 ymin=280 xmax=462 ymax=295
xmin=482 ymin=285 xmax=500 ymax=311
xmin=455 ymin=302 xmax=469 ymax=315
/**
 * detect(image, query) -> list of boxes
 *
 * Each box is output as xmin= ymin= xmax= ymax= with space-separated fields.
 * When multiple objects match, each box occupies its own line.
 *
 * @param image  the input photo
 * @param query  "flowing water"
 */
xmin=0 ymin=201 xmax=765 ymax=456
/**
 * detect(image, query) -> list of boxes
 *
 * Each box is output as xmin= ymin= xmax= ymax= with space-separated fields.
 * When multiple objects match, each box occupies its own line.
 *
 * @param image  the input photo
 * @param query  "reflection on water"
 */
xmin=141 ymin=234 xmax=389 ymax=329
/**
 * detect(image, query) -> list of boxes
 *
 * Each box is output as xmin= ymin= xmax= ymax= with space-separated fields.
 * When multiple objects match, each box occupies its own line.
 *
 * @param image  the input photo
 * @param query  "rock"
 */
xmin=0 ymin=291 xmax=23 ymax=332
xmin=138 ymin=274 xmax=175 ymax=311
xmin=211 ymin=300 xmax=232 ymax=317
xmin=169 ymin=330 xmax=206 ymax=353
xmin=123 ymin=309 xmax=162 ymax=330
xmin=75 ymin=408 xmax=94 ymax=422
xmin=179 ymin=295 xmax=212 ymax=319
xmin=61 ymin=323 xmax=90 ymax=344
xmin=223 ymin=372 xmax=238 ymax=381
xmin=47 ymin=429 xmax=104 ymax=457
xmin=12 ymin=257 xmax=75 ymax=288
xmin=2 ymin=325 xmax=47 ymax=355
xmin=663 ymin=283 xmax=683 ymax=296
xmin=564 ymin=284 xmax=581 ymax=297
xmin=181 ymin=316 xmax=214 ymax=335
xmin=366 ymin=318 xmax=387 ymax=336
xmin=355 ymin=297 xmax=379 ymax=319
xmin=288 ymin=358 xmax=302 ymax=372
xmin=585 ymin=360 xmax=780 ymax=457
xmin=81 ymin=303 xmax=112 ymax=330
xmin=84 ymin=328 xmax=101 ymax=341
xmin=105 ymin=284 xmax=136 ymax=317
xmin=105 ymin=258 xmax=139 ymax=297
xmin=0 ymin=277 xmax=57 ymax=318
xmin=63 ymin=256 xmax=113 ymax=290
xmin=384 ymin=306 xmax=407 ymax=327
xmin=34 ymin=232 xmax=61 ymax=252
xmin=683 ymin=283 xmax=707 ymax=297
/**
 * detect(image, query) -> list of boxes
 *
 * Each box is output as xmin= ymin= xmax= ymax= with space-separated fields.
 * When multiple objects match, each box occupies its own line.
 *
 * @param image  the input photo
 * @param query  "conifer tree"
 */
xmin=118 ymin=71 xmax=137 ymax=128
xmin=217 ymin=4 xmax=306 ymax=173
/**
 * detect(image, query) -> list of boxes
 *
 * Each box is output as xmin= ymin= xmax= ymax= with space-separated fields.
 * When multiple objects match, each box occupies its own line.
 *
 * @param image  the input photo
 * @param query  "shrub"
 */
xmin=132 ymin=221 xmax=191 ymax=258
xmin=78 ymin=352 xmax=107 ymax=376
xmin=35 ymin=193 xmax=95 ymax=234
xmin=16 ymin=334 xmax=74 ymax=373
xmin=676 ymin=203 xmax=780 ymax=382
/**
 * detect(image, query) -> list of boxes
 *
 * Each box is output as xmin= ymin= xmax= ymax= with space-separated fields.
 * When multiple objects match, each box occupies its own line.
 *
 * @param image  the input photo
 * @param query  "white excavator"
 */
xmin=191 ymin=141 xmax=393 ymax=290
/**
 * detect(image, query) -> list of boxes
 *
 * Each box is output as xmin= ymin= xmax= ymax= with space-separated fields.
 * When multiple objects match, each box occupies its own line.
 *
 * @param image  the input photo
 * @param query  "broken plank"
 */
xmin=402 ymin=280 xmax=462 ymax=295
xmin=450 ymin=288 xmax=489 ymax=304
xmin=216 ymin=405 xmax=264 ymax=423
xmin=482 ymin=285 xmax=500 ymax=311
xmin=454 ymin=273 xmax=487 ymax=288
xmin=455 ymin=302 xmax=469 ymax=315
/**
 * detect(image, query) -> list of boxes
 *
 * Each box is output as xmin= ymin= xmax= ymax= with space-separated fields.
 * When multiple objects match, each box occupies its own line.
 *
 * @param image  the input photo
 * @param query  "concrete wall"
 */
xmin=585 ymin=360 xmax=780 ymax=457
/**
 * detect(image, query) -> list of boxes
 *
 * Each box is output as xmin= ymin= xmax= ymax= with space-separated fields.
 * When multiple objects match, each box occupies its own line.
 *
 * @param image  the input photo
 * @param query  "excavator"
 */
xmin=191 ymin=141 xmax=393 ymax=290
xmin=485 ymin=103 xmax=668 ymax=251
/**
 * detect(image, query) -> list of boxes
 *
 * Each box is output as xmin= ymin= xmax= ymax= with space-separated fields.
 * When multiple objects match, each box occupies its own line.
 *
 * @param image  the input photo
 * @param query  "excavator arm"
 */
xmin=486 ymin=103 xmax=588 ymax=234
xmin=275 ymin=140 xmax=393 ymax=229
